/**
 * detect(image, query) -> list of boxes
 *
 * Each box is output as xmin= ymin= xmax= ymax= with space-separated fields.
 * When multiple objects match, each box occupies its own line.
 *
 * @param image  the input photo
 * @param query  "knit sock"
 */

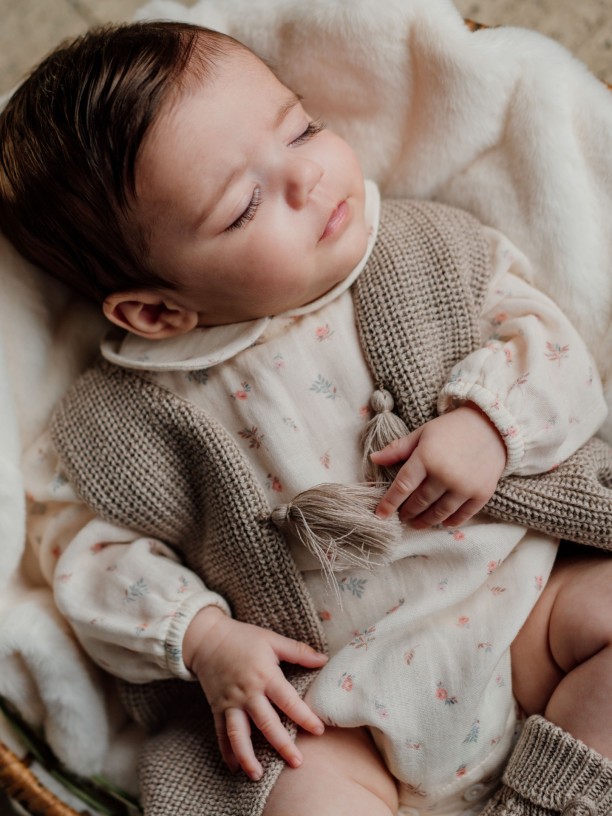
xmin=479 ymin=715 xmax=612 ymax=816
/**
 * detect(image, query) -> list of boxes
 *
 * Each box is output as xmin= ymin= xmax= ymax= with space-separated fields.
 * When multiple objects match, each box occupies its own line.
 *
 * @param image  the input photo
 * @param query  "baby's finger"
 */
xmin=442 ymin=498 xmax=487 ymax=528
xmin=398 ymin=479 xmax=447 ymax=523
xmin=247 ymin=696 xmax=303 ymax=769
xmin=213 ymin=711 xmax=239 ymax=774
xmin=267 ymin=675 xmax=325 ymax=737
xmin=407 ymin=492 xmax=465 ymax=529
xmin=370 ymin=430 xmax=420 ymax=466
xmin=375 ymin=458 xmax=427 ymax=519
xmin=225 ymin=708 xmax=263 ymax=781
xmin=273 ymin=634 xmax=328 ymax=669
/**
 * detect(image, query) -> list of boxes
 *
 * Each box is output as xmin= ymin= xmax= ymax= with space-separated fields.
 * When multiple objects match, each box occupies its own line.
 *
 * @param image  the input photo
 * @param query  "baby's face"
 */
xmin=135 ymin=49 xmax=368 ymax=325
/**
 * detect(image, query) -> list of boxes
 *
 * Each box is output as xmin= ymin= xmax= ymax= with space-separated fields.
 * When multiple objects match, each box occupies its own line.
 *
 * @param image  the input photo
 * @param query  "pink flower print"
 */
xmin=478 ymin=642 xmax=493 ymax=654
xmin=56 ymin=573 xmax=72 ymax=583
xmin=405 ymin=742 xmax=423 ymax=751
xmin=350 ymin=625 xmax=377 ymax=651
xmin=318 ymin=610 xmax=332 ymax=622
xmin=449 ymin=529 xmax=465 ymax=542
xmin=504 ymin=347 xmax=513 ymax=366
xmin=238 ymin=426 xmax=265 ymax=449
xmin=231 ymin=381 xmax=252 ymax=401
xmin=315 ymin=324 xmax=334 ymax=342
xmin=266 ymin=474 xmax=283 ymax=492
xmin=375 ymin=701 xmax=389 ymax=719
xmin=495 ymin=674 xmax=506 ymax=687
xmin=404 ymin=645 xmax=419 ymax=665
xmin=273 ymin=354 xmax=286 ymax=371
xmin=534 ymin=575 xmax=544 ymax=591
xmin=487 ymin=560 xmax=501 ymax=575
xmin=545 ymin=341 xmax=570 ymax=366
xmin=456 ymin=615 xmax=471 ymax=628
xmin=436 ymin=681 xmax=458 ymax=705
xmin=177 ymin=575 xmax=189 ymax=594
xmin=488 ymin=585 xmax=507 ymax=595
xmin=500 ymin=425 xmax=518 ymax=440
xmin=339 ymin=672 xmax=355 ymax=692
xmin=490 ymin=396 xmax=501 ymax=411
xmin=90 ymin=542 xmax=108 ymax=554
xmin=508 ymin=371 xmax=530 ymax=393
xmin=438 ymin=577 xmax=449 ymax=592
xmin=135 ymin=622 xmax=149 ymax=634
xmin=320 ymin=450 xmax=331 ymax=470
xmin=492 ymin=311 xmax=508 ymax=326
xmin=491 ymin=735 xmax=502 ymax=746
xmin=455 ymin=765 xmax=468 ymax=779
xmin=359 ymin=404 xmax=372 ymax=419
xmin=386 ymin=598 xmax=405 ymax=615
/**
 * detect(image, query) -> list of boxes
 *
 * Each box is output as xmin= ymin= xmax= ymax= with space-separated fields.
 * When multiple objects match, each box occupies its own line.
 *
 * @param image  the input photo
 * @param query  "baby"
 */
xmin=1 ymin=20 xmax=611 ymax=816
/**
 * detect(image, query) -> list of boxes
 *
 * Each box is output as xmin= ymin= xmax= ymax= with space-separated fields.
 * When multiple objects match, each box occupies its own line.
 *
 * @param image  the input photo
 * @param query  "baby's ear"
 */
xmin=103 ymin=290 xmax=199 ymax=339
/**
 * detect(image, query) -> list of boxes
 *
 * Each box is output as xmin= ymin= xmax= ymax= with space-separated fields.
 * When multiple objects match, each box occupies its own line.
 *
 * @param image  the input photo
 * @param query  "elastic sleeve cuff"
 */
xmin=438 ymin=382 xmax=525 ymax=477
xmin=163 ymin=592 xmax=231 ymax=680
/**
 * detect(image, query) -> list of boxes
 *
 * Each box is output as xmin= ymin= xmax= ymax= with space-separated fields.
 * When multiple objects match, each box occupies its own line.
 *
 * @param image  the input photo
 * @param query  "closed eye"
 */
xmin=225 ymin=187 xmax=262 ymax=232
xmin=290 ymin=119 xmax=326 ymax=147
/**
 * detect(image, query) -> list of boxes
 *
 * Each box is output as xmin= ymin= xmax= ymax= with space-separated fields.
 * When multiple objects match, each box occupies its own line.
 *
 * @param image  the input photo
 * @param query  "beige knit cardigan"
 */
xmin=50 ymin=200 xmax=612 ymax=816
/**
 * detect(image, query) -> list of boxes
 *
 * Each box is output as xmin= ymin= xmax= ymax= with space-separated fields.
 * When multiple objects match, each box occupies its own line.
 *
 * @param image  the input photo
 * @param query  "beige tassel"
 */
xmin=270 ymin=483 xmax=402 ymax=586
xmin=361 ymin=388 xmax=410 ymax=482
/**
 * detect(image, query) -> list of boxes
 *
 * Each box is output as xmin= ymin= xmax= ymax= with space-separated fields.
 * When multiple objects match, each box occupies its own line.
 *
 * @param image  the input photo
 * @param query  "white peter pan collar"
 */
xmin=101 ymin=180 xmax=380 ymax=372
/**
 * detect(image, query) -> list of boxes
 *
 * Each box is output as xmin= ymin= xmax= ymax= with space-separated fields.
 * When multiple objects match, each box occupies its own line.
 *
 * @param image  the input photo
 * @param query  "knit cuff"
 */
xmin=438 ymin=382 xmax=525 ymax=477
xmin=503 ymin=715 xmax=612 ymax=814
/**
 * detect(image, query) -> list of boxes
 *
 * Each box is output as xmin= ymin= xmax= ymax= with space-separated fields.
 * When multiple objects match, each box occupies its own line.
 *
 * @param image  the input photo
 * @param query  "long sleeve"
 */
xmin=24 ymin=431 xmax=231 ymax=683
xmin=438 ymin=228 xmax=607 ymax=476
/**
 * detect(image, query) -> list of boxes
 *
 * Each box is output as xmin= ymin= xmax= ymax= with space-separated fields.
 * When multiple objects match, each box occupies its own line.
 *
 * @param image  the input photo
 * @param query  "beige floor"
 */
xmin=0 ymin=0 xmax=611 ymax=97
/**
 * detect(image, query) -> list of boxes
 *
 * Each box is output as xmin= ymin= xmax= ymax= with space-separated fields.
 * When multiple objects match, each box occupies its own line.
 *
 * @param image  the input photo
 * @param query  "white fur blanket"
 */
xmin=1 ymin=0 xmax=611 ymax=784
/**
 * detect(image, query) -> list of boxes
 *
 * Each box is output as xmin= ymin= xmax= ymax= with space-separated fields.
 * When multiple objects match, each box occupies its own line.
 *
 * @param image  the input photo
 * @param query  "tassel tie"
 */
xmin=270 ymin=388 xmax=409 ymax=589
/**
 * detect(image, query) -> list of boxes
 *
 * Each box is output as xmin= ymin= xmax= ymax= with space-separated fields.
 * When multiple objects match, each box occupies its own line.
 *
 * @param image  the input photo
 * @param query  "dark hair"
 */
xmin=0 ymin=21 xmax=243 ymax=302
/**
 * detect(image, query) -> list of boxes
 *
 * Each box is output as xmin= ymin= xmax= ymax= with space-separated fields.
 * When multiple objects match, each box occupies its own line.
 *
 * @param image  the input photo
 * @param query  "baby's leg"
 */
xmin=511 ymin=546 xmax=612 ymax=757
xmin=262 ymin=725 xmax=398 ymax=816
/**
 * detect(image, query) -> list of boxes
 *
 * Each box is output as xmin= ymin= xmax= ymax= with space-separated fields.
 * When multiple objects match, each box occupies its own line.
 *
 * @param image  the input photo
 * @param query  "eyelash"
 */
xmin=225 ymin=119 xmax=326 ymax=232
xmin=290 ymin=118 xmax=326 ymax=147
xmin=225 ymin=186 xmax=262 ymax=232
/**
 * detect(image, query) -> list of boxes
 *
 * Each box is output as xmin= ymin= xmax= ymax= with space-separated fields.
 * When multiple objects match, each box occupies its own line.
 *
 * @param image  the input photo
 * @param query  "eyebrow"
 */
xmin=193 ymin=91 xmax=303 ymax=230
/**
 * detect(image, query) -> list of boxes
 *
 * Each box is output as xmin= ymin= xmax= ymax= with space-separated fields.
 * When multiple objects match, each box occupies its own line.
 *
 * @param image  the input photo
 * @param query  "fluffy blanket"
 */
xmin=1 ymin=0 xmax=611 ymax=787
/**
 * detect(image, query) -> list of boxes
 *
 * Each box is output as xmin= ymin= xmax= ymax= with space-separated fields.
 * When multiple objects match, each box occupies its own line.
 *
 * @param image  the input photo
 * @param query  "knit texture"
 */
xmin=480 ymin=715 xmax=612 ymax=816
xmin=50 ymin=199 xmax=612 ymax=815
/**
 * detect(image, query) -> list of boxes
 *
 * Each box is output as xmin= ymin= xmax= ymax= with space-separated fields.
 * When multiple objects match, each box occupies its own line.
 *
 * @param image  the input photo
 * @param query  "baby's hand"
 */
xmin=372 ymin=404 xmax=507 ymax=528
xmin=183 ymin=607 xmax=327 ymax=781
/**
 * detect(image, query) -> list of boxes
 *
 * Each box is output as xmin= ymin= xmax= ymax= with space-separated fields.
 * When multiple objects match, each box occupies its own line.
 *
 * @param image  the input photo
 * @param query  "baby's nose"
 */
xmin=285 ymin=157 xmax=323 ymax=208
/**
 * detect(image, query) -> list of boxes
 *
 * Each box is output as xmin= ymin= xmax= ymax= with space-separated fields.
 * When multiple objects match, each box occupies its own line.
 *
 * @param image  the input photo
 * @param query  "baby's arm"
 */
xmin=25 ymin=432 xmax=326 ymax=777
xmin=375 ymin=230 xmax=608 ymax=528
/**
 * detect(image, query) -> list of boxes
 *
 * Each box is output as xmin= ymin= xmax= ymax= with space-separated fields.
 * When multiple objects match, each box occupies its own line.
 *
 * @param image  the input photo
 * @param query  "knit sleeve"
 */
xmin=438 ymin=229 xmax=608 ymax=476
xmin=24 ymin=431 xmax=230 ymax=683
